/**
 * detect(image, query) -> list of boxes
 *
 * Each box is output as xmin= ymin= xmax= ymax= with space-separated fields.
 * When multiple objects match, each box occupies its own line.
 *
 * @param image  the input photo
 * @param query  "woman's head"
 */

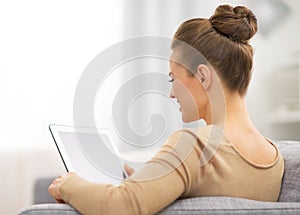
xmin=171 ymin=4 xmax=257 ymax=96
xmin=169 ymin=4 xmax=257 ymax=123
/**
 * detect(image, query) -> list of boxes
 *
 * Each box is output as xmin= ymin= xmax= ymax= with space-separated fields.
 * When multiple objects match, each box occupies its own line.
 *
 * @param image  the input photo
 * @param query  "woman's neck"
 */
xmin=223 ymin=92 xmax=257 ymax=134
xmin=207 ymin=91 xmax=255 ymax=130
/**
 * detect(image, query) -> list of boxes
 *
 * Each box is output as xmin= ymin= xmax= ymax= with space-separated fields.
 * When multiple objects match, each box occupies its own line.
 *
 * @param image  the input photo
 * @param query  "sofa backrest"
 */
xmin=276 ymin=141 xmax=300 ymax=202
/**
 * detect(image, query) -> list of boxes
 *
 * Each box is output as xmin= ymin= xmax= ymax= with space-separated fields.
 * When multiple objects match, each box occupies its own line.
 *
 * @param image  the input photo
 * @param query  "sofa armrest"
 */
xmin=18 ymin=204 xmax=80 ymax=215
xmin=19 ymin=197 xmax=300 ymax=215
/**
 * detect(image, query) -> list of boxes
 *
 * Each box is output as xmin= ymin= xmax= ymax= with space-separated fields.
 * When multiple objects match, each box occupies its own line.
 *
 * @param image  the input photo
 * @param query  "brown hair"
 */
xmin=171 ymin=5 xmax=257 ymax=95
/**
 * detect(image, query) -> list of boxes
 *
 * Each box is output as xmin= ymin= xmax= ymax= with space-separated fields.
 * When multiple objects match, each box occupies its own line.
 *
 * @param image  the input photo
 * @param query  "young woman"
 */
xmin=49 ymin=5 xmax=284 ymax=215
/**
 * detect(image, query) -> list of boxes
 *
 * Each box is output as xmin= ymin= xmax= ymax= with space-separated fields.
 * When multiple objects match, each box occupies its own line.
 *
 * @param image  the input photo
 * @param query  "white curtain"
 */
xmin=0 ymin=148 xmax=64 ymax=214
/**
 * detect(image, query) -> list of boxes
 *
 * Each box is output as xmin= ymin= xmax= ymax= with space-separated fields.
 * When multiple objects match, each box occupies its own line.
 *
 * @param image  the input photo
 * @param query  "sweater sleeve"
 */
xmin=59 ymin=130 xmax=202 ymax=215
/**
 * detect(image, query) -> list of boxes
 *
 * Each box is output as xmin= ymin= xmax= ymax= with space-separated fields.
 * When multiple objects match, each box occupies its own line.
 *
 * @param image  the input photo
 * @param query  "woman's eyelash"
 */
xmin=168 ymin=78 xmax=174 ymax=82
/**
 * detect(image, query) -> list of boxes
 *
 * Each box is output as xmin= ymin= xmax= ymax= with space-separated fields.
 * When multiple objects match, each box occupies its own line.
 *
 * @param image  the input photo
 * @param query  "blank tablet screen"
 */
xmin=50 ymin=125 xmax=125 ymax=185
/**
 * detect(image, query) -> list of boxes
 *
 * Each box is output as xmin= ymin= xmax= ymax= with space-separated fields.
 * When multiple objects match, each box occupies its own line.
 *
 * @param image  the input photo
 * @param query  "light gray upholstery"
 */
xmin=159 ymin=197 xmax=300 ymax=214
xmin=18 ymin=141 xmax=300 ymax=215
xmin=17 ymin=197 xmax=300 ymax=215
xmin=33 ymin=178 xmax=56 ymax=204
xmin=18 ymin=198 xmax=300 ymax=215
xmin=18 ymin=204 xmax=80 ymax=215
xmin=277 ymin=141 xmax=300 ymax=202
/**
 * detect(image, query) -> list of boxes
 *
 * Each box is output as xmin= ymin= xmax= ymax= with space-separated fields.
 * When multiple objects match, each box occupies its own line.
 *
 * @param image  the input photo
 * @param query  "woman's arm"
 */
xmin=49 ymin=130 xmax=201 ymax=215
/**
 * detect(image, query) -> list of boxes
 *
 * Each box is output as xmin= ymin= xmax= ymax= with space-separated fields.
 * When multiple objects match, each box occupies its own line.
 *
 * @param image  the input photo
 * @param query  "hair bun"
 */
xmin=209 ymin=5 xmax=257 ymax=43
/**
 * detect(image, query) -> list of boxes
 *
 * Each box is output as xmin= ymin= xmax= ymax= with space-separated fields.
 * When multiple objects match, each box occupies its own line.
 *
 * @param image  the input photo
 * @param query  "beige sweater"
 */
xmin=60 ymin=125 xmax=284 ymax=215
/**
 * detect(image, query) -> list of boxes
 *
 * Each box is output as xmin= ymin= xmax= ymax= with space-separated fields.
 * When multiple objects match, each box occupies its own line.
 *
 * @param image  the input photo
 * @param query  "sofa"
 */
xmin=18 ymin=141 xmax=300 ymax=214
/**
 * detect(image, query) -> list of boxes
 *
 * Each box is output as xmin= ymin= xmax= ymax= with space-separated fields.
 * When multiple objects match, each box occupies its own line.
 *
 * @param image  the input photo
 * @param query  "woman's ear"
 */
xmin=196 ymin=64 xmax=211 ymax=90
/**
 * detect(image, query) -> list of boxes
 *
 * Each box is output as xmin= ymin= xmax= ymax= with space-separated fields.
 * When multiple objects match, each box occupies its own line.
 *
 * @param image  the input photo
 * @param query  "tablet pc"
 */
xmin=49 ymin=124 xmax=126 ymax=185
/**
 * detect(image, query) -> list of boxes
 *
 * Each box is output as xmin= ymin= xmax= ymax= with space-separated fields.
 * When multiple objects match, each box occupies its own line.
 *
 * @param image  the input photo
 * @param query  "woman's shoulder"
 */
xmin=177 ymin=125 xmax=227 ymax=143
xmin=173 ymin=124 xmax=214 ymax=135
xmin=167 ymin=125 xmax=228 ymax=149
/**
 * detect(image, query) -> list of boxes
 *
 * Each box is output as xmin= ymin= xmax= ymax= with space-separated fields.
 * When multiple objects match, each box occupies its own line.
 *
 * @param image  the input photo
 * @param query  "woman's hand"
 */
xmin=124 ymin=164 xmax=135 ymax=177
xmin=49 ymin=166 xmax=134 ymax=203
xmin=48 ymin=172 xmax=78 ymax=203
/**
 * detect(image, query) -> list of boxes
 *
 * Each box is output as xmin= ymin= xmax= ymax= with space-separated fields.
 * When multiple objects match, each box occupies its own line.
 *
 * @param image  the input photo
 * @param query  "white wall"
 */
xmin=0 ymin=0 xmax=123 ymax=151
xmin=246 ymin=0 xmax=300 ymax=139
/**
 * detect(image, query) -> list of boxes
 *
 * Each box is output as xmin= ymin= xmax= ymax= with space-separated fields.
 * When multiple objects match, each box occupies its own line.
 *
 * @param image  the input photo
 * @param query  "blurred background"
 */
xmin=1 ymin=0 xmax=299 ymax=214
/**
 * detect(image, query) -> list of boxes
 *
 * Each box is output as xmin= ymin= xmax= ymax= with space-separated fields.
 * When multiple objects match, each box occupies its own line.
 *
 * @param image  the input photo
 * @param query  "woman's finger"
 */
xmin=124 ymin=163 xmax=135 ymax=176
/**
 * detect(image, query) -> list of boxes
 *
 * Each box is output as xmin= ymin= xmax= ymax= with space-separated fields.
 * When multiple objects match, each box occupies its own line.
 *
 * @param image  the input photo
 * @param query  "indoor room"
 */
xmin=1 ymin=0 xmax=300 ymax=214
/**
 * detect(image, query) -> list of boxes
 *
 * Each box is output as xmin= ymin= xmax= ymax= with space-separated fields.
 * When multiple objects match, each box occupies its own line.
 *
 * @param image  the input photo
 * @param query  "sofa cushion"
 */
xmin=33 ymin=178 xmax=56 ymax=204
xmin=276 ymin=141 xmax=300 ymax=202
